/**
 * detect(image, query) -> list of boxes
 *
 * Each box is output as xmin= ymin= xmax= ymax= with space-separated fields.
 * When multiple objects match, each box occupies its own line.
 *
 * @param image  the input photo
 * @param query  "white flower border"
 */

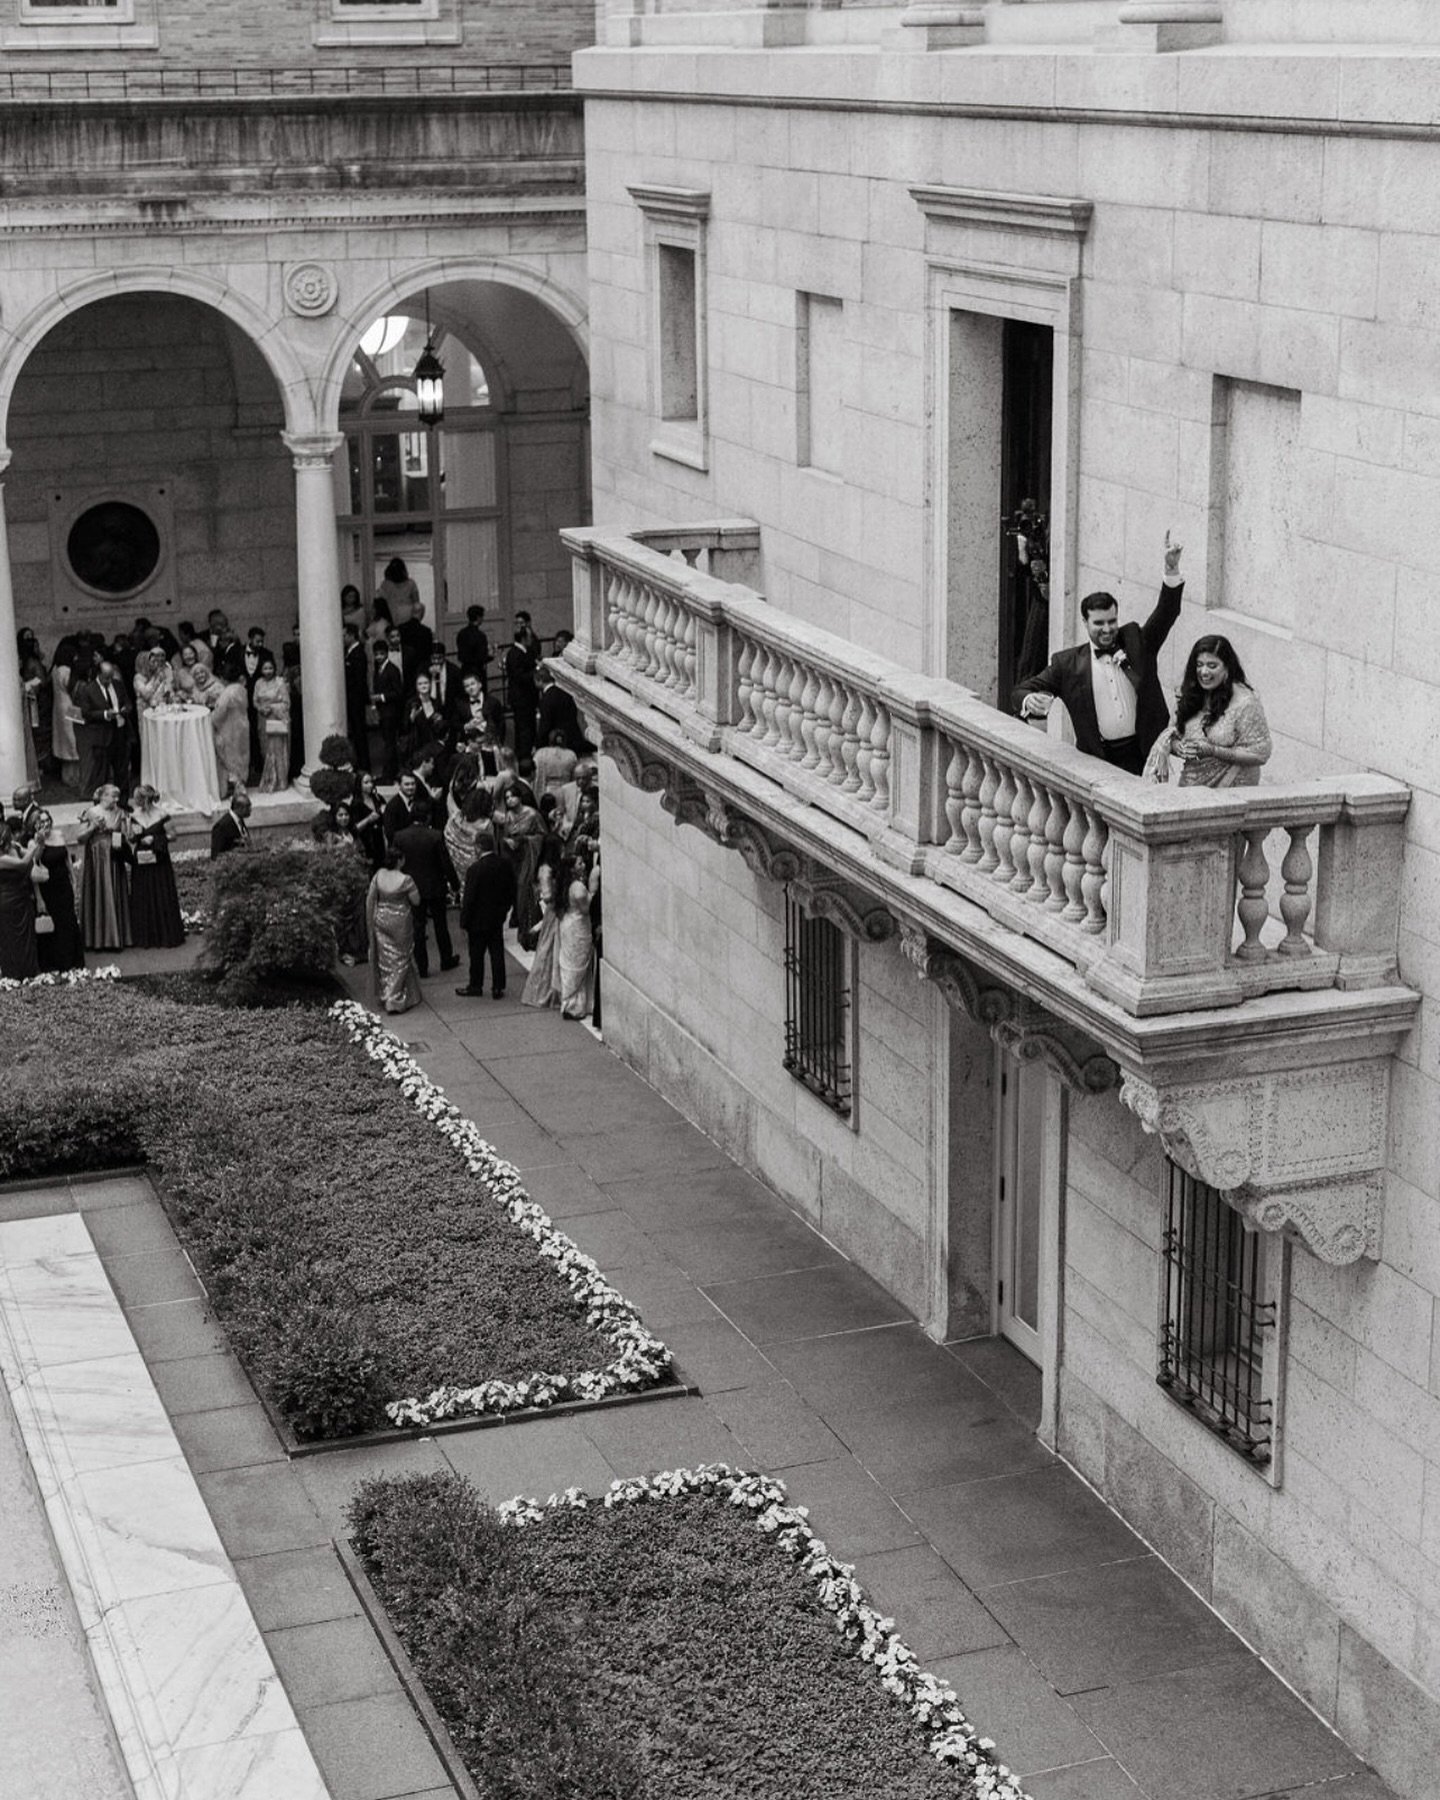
xmin=495 ymin=1464 xmax=1027 ymax=1799
xmin=330 ymin=998 xmax=675 ymax=1428
xmin=171 ymin=847 xmax=211 ymax=930
xmin=0 ymin=965 xmax=120 ymax=994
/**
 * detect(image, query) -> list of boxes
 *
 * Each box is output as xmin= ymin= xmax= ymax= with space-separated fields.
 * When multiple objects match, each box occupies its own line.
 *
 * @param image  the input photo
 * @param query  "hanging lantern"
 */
xmin=413 ymin=289 xmax=444 ymax=426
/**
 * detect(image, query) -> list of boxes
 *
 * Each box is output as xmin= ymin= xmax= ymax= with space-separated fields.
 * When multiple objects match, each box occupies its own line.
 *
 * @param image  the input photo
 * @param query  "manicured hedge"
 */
xmin=349 ymin=1469 xmax=1006 ymax=1800
xmin=0 ymin=979 xmax=652 ymax=1440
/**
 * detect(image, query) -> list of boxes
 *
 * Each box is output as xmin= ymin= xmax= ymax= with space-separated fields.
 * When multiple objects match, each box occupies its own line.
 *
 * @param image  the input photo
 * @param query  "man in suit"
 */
xmin=398 ymin=598 xmax=434 ymax=675
xmin=1013 ymin=536 xmax=1184 ymax=776
xmin=536 ymin=665 xmax=590 ymax=754
xmin=427 ymin=642 xmax=464 ymax=725
xmin=505 ymin=612 xmax=541 ymax=767
xmin=456 ymin=829 xmax=515 ymax=999
xmin=392 ymin=794 xmax=460 ymax=977
xmin=372 ymin=638 xmax=406 ymax=780
xmin=242 ymin=627 xmax=267 ymax=782
xmin=74 ymin=658 xmax=133 ymax=796
xmin=210 ymin=789 xmax=252 ymax=858
xmin=343 ymin=624 xmax=372 ymax=772
xmin=456 ymin=605 xmax=491 ymax=691
xmin=382 ymin=771 xmax=418 ymax=843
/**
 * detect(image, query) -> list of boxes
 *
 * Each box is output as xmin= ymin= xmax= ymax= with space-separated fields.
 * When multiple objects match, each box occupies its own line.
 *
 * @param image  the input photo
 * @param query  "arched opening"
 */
xmin=335 ymin=279 xmax=589 ymax=650
xmin=8 ymin=291 xmax=293 ymax=652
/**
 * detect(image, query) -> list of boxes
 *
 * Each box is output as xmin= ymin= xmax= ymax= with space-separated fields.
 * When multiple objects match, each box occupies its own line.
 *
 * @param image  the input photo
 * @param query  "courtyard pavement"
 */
xmin=2 ymin=943 xmax=1399 ymax=1800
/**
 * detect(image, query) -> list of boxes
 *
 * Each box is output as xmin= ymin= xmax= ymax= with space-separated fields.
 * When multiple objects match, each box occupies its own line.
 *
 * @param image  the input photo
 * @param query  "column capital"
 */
xmin=281 ymin=430 xmax=344 ymax=470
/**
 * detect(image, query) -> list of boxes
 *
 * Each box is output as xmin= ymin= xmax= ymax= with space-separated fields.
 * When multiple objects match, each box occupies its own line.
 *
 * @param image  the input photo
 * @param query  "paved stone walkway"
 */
xmin=1 ymin=948 xmax=1400 ymax=1800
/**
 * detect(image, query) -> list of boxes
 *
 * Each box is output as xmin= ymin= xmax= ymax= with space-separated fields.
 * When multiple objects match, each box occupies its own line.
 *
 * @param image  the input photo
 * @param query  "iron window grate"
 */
xmin=1158 ymin=1161 xmax=1275 ymax=1465
xmin=783 ymin=892 xmax=851 ymax=1119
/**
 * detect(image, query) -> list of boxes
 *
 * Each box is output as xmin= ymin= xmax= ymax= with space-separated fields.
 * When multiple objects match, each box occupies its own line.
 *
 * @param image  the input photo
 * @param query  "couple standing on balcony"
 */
xmin=1012 ymin=534 xmax=1272 ymax=789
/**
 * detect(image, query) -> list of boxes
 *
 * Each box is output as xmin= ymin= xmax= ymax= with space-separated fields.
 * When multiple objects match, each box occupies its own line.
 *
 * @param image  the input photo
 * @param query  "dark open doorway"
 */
xmin=998 ymin=319 xmax=1054 ymax=705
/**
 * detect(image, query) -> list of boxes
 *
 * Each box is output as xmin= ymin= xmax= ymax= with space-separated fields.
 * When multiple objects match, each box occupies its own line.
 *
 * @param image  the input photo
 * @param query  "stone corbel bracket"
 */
xmin=1118 ymin=1064 xmax=1389 ymax=1265
xmin=601 ymin=728 xmax=894 ymax=938
xmin=901 ymin=924 xmax=1119 ymax=1096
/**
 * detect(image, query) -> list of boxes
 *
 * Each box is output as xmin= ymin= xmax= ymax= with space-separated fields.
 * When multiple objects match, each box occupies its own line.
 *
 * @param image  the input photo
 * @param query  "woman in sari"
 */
xmin=252 ymin=653 xmax=291 ymax=793
xmin=29 ymin=810 xmax=84 ymax=974
xmin=189 ymin=656 xmax=222 ymax=710
xmin=1145 ymin=636 xmax=1272 ymax=789
xmin=443 ymin=755 xmax=493 ymax=891
xmin=557 ymin=855 xmax=598 ymax=1021
xmin=78 ymin=786 xmax=131 ymax=952
xmin=211 ymin=654 xmax=251 ymax=794
xmin=521 ymin=855 xmax=564 ymax=1010
xmin=499 ymin=785 xmax=545 ymax=944
xmin=366 ymin=845 xmax=421 ymax=1015
xmin=50 ymin=636 xmax=82 ymax=790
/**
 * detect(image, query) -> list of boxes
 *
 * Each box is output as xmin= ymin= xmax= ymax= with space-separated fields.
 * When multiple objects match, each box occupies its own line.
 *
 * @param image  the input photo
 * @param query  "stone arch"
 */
xmin=316 ymin=256 xmax=589 ymax=432
xmin=0 ymin=267 xmax=313 ymax=447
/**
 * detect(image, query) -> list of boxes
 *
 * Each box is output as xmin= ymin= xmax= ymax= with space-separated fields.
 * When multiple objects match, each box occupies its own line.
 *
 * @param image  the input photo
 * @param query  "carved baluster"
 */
xmin=1009 ymin=771 xmax=1034 ymax=893
xmin=839 ymin=689 xmax=863 ymax=791
xmin=1027 ymin=779 xmax=1051 ymax=903
xmin=787 ymin=660 xmax=809 ymax=761
xmin=824 ymin=679 xmax=847 ymax=784
xmin=680 ymin=606 xmax=698 ymax=696
xmin=1061 ymin=797 xmax=1086 ymax=921
xmin=854 ymin=693 xmax=876 ymax=800
xmin=811 ymin=673 xmax=835 ymax=776
xmin=651 ymin=594 xmax=671 ymax=685
xmin=772 ymin=654 xmax=794 ymax=753
xmin=604 ymin=573 xmax=623 ymax=659
xmin=943 ymin=740 xmax=967 ymax=851
xmin=798 ymin=667 xmax=822 ymax=768
xmin=1277 ymin=824 xmax=1314 ymax=957
xmin=958 ymin=746 xmax=985 ymax=862
xmin=666 ymin=598 xmax=685 ymax=689
xmin=992 ymin=765 xmax=1017 ymax=884
xmin=638 ymin=584 xmax=658 ymax=679
xmin=869 ymin=705 xmax=891 ymax=812
xmin=976 ymin=755 xmax=1001 ymax=873
xmin=1080 ymin=807 xmax=1107 ymax=934
xmin=755 ymin=646 xmax=778 ymax=745
xmin=736 ymin=637 xmax=756 ymax=732
xmin=1043 ymin=788 xmax=1068 ymax=910
xmin=1235 ymin=829 xmax=1271 ymax=961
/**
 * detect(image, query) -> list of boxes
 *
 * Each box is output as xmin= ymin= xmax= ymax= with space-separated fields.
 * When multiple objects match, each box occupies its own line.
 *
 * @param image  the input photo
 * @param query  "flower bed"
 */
xmin=0 ymin=973 xmax=672 ymax=1440
xmin=349 ymin=1464 xmax=1025 ymax=1800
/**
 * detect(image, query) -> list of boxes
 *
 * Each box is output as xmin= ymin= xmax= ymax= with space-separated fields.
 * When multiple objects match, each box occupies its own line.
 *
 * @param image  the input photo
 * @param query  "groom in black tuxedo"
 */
xmin=1012 ymin=536 xmax=1184 ymax=776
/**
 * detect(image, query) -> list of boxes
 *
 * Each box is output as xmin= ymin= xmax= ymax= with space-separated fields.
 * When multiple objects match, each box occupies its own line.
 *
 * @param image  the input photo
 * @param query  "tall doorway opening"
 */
xmin=998 ymin=320 xmax=1054 ymax=705
xmin=995 ymin=1047 xmax=1046 ymax=1365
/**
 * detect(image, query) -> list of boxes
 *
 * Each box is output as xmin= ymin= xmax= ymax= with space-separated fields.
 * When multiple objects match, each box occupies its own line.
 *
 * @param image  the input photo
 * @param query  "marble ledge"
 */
xmin=0 ymin=1210 xmax=330 ymax=1800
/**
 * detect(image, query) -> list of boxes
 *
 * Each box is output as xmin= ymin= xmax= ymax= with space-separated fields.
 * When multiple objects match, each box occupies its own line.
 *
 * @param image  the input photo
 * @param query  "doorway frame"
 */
xmin=911 ymin=186 xmax=1090 ymax=689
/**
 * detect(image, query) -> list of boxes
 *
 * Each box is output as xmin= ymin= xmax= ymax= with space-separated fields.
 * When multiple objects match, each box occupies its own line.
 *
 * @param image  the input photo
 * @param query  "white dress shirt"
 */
xmin=1090 ymin=645 xmax=1138 ymax=741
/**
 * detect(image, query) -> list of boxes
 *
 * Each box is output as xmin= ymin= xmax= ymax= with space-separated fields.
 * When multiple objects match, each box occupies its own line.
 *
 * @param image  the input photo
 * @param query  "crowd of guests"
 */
xmin=17 ymin=612 xmax=301 ymax=800
xmin=0 ymin=781 xmax=185 ymax=980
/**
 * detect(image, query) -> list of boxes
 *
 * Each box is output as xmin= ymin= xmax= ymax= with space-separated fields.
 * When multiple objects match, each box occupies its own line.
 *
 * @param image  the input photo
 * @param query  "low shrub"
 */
xmin=201 ymin=846 xmax=368 ymax=1000
xmin=0 ymin=980 xmax=636 ymax=1439
xmin=349 ymin=1471 xmax=994 ymax=1800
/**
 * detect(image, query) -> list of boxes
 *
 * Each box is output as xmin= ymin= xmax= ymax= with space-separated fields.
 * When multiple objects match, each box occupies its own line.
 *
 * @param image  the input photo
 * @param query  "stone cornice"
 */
xmin=0 ymin=192 xmax=585 ymax=239
xmin=910 ymin=185 xmax=1092 ymax=239
xmin=626 ymin=183 xmax=711 ymax=223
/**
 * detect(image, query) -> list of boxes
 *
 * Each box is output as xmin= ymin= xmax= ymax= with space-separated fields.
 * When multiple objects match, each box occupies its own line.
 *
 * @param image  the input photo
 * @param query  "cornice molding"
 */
xmin=626 ymin=182 xmax=711 ymax=223
xmin=0 ymin=191 xmax=585 ymax=240
xmin=910 ymin=184 xmax=1093 ymax=239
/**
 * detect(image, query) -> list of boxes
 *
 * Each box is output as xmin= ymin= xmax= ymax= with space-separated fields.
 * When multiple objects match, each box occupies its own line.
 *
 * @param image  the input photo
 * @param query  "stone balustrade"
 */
xmin=563 ymin=524 xmax=1411 ymax=1019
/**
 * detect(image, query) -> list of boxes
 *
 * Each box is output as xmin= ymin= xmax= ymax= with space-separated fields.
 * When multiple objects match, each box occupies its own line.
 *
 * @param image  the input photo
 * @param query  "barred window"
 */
xmin=1158 ymin=1162 xmax=1275 ymax=1466
xmin=783 ymin=894 xmax=852 ymax=1119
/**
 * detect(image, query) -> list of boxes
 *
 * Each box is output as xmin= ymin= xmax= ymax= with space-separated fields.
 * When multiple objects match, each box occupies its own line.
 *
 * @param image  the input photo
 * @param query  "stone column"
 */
xmin=0 ymin=450 xmax=29 ymax=800
xmin=282 ymin=431 xmax=346 ymax=782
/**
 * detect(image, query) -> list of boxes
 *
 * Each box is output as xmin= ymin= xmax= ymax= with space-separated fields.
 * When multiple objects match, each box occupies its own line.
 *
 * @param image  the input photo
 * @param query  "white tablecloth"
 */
xmin=140 ymin=706 xmax=222 ymax=814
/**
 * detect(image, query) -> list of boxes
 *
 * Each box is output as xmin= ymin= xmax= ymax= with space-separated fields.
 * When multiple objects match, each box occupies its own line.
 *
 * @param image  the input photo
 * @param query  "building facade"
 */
xmin=0 ymin=0 xmax=596 ymax=795
xmin=560 ymin=5 xmax=1440 ymax=1793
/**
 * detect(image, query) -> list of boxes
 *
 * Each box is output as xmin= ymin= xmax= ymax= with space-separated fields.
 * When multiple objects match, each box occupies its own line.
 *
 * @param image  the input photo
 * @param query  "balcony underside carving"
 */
xmin=1118 ymin=1067 xmax=1387 ymax=1265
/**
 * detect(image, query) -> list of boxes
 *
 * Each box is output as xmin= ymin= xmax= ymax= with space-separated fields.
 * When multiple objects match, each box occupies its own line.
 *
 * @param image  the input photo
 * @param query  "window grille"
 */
xmin=783 ymin=893 xmax=851 ymax=1118
xmin=1158 ymin=1162 xmax=1274 ymax=1465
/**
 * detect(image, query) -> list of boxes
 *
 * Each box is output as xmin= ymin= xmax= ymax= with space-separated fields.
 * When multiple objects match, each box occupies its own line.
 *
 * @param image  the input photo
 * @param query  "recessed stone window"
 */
xmin=314 ymin=0 xmax=458 ymax=47
xmin=783 ymin=892 xmax=854 ymax=1121
xmin=629 ymin=184 xmax=710 ymax=472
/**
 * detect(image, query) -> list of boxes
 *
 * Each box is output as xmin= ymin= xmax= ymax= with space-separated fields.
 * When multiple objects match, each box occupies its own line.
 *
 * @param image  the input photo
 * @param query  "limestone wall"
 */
xmin=599 ymin=763 xmax=938 ymax=1321
xmin=580 ymin=48 xmax=1440 ymax=1798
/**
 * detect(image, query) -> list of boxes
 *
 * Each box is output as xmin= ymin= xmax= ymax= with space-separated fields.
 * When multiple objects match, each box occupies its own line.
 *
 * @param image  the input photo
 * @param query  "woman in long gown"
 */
xmin=18 ymin=629 xmax=49 ymax=782
xmin=78 ymin=787 xmax=132 ymax=952
xmin=0 ymin=821 xmax=43 ymax=980
xmin=252 ymin=655 xmax=291 ymax=793
xmin=499 ymin=787 xmax=545 ymax=943
xmin=352 ymin=774 xmax=387 ymax=871
xmin=443 ymin=758 xmax=493 ymax=892
xmin=211 ymin=657 xmax=251 ymax=795
xmin=29 ymin=811 xmax=85 ymax=974
xmin=50 ymin=639 xmax=81 ymax=790
xmin=557 ymin=861 xmax=598 ymax=1020
xmin=366 ymin=847 xmax=422 ymax=1015
xmin=127 ymin=787 xmax=185 ymax=949
xmin=520 ymin=859 xmax=563 ymax=1009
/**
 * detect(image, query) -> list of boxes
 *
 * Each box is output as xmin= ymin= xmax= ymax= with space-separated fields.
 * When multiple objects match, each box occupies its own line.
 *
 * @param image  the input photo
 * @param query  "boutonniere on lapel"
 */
xmin=1111 ymin=649 xmax=1129 ymax=670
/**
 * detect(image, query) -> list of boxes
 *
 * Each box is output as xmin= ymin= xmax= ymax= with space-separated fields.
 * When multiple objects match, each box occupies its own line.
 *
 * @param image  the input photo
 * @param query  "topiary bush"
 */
xmin=201 ymin=846 xmax=368 ymax=1000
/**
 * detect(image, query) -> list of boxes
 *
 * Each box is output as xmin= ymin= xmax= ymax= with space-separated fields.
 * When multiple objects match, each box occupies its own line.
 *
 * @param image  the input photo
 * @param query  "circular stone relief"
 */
xmin=285 ymin=262 xmax=338 ymax=318
xmin=66 ymin=500 xmax=162 ymax=600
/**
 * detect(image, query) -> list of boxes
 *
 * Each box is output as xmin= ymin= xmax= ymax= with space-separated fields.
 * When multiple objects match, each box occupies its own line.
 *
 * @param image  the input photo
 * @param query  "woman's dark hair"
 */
xmin=384 ymin=557 xmax=408 ymax=584
xmin=258 ymin=654 xmax=277 ymax=677
xmin=372 ymin=593 xmax=393 ymax=627
xmin=310 ymin=809 xmax=333 ymax=845
xmin=340 ymin=584 xmax=361 ymax=607
xmin=383 ymin=845 xmax=405 ymax=871
xmin=1175 ymin=635 xmax=1248 ymax=734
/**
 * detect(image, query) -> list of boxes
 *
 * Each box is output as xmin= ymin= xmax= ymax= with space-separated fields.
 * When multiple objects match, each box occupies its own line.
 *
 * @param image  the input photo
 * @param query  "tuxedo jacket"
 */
xmin=391 ymin=823 xmax=458 ymax=902
xmin=1011 ymin=581 xmax=1183 ymax=760
xmin=372 ymin=659 xmax=406 ymax=718
xmin=73 ymin=676 xmax=132 ymax=743
xmin=455 ymin=625 xmax=490 ymax=681
xmin=460 ymin=850 xmax=515 ymax=934
xmin=343 ymin=645 xmax=370 ymax=720
xmin=210 ymin=813 xmax=250 ymax=859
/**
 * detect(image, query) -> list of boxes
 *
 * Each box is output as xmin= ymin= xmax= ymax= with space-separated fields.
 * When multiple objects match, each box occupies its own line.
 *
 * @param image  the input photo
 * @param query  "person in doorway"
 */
xmin=1012 ymin=534 xmax=1184 ymax=777
xmin=377 ymin=557 xmax=420 ymax=630
xmin=456 ymin=828 xmax=515 ymax=999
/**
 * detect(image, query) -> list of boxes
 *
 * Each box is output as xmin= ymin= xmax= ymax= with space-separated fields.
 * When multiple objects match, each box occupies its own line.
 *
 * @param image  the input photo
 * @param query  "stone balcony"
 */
xmin=557 ymin=521 xmax=1421 ymax=1268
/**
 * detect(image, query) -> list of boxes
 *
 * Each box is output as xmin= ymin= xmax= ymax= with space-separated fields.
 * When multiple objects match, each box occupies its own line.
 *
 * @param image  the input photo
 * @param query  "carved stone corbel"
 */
xmin=902 ymin=928 xmax=1118 ymax=1095
xmin=721 ymin=815 xmax=803 ymax=885
xmin=1118 ymin=1063 xmax=1390 ymax=1265
xmin=601 ymin=728 xmax=668 ymax=795
xmin=789 ymin=868 xmax=895 ymax=943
